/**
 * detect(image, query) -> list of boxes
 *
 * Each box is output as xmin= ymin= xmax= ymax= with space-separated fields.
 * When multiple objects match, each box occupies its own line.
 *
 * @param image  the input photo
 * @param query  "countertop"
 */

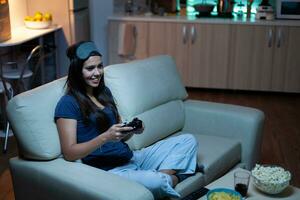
xmin=0 ymin=24 xmax=62 ymax=47
xmin=109 ymin=14 xmax=300 ymax=27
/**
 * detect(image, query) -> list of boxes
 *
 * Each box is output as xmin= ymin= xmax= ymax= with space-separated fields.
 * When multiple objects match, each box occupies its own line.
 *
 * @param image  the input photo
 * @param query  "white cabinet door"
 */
xmin=272 ymin=26 xmax=300 ymax=92
xmin=148 ymin=22 xmax=190 ymax=85
xmin=284 ymin=27 xmax=300 ymax=92
xmin=188 ymin=23 xmax=231 ymax=89
xmin=149 ymin=22 xmax=231 ymax=88
xmin=229 ymin=25 xmax=273 ymax=91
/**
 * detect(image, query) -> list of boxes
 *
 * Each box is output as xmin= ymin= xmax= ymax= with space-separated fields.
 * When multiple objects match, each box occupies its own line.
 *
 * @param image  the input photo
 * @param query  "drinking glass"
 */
xmin=234 ymin=171 xmax=250 ymax=197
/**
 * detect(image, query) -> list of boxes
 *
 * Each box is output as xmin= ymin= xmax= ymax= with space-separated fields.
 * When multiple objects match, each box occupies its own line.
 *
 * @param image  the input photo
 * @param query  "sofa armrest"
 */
xmin=182 ymin=100 xmax=265 ymax=170
xmin=10 ymin=157 xmax=154 ymax=200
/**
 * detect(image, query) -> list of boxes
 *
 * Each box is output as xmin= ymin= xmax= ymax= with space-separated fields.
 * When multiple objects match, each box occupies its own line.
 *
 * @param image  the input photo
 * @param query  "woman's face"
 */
xmin=82 ymin=55 xmax=103 ymax=89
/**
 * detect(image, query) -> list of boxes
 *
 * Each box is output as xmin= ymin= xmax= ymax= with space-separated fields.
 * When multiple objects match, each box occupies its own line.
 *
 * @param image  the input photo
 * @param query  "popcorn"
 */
xmin=251 ymin=164 xmax=291 ymax=194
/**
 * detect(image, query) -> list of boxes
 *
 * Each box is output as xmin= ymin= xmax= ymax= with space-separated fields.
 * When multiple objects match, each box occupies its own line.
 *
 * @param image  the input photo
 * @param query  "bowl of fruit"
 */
xmin=24 ymin=12 xmax=53 ymax=29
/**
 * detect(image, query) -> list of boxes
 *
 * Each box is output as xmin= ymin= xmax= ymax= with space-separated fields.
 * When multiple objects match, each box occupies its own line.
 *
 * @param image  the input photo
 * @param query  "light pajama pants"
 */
xmin=108 ymin=134 xmax=199 ymax=199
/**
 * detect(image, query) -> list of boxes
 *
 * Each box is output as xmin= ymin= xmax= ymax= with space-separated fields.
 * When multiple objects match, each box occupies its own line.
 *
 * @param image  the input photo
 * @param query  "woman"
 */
xmin=54 ymin=41 xmax=199 ymax=199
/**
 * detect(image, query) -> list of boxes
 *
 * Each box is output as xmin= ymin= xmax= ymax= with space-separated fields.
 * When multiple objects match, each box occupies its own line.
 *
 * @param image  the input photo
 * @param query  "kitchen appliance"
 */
xmin=68 ymin=0 xmax=90 ymax=44
xmin=256 ymin=7 xmax=275 ymax=19
xmin=0 ymin=0 xmax=11 ymax=42
xmin=194 ymin=0 xmax=215 ymax=17
xmin=150 ymin=0 xmax=178 ymax=14
xmin=217 ymin=0 xmax=235 ymax=17
xmin=256 ymin=0 xmax=275 ymax=20
xmin=276 ymin=0 xmax=300 ymax=19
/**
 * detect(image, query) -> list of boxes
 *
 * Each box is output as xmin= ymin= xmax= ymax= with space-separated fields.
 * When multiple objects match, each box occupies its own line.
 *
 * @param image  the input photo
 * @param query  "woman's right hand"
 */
xmin=102 ymin=123 xmax=134 ymax=142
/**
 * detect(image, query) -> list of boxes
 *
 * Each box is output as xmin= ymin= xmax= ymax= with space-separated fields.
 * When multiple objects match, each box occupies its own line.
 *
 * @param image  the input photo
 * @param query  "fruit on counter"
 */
xmin=44 ymin=12 xmax=52 ymax=21
xmin=24 ymin=11 xmax=53 ymax=22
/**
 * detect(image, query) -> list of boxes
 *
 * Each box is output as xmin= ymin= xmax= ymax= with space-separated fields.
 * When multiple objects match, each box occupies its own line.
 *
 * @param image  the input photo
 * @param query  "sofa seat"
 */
xmin=171 ymin=131 xmax=241 ymax=188
xmin=174 ymin=172 xmax=205 ymax=198
xmin=195 ymin=134 xmax=241 ymax=183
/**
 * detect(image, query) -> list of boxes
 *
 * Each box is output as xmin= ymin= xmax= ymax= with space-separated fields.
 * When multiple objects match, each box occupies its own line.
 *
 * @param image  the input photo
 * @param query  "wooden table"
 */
xmin=199 ymin=168 xmax=300 ymax=200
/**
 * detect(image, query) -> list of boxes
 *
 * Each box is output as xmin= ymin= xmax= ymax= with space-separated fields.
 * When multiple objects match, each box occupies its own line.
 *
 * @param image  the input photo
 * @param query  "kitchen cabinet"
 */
xmin=108 ymin=20 xmax=148 ymax=64
xmin=108 ymin=17 xmax=300 ymax=93
xmin=229 ymin=25 xmax=300 ymax=92
xmin=148 ymin=22 xmax=231 ymax=88
xmin=272 ymin=26 xmax=300 ymax=92
xmin=148 ymin=22 xmax=189 ymax=85
xmin=188 ymin=23 xmax=231 ymax=88
xmin=229 ymin=25 xmax=274 ymax=91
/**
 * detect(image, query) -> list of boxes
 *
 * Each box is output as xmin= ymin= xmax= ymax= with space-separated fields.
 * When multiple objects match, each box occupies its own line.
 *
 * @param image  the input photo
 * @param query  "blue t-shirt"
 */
xmin=54 ymin=93 xmax=133 ymax=170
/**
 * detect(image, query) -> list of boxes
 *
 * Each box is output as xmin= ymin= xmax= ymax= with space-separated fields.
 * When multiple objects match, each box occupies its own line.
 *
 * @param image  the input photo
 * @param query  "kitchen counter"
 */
xmin=109 ymin=14 xmax=300 ymax=27
xmin=0 ymin=24 xmax=62 ymax=47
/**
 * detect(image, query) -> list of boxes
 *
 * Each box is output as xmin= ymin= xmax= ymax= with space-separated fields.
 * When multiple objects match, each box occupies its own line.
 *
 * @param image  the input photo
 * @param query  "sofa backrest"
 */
xmin=7 ymin=77 xmax=67 ymax=160
xmin=104 ymin=55 xmax=188 ymax=149
xmin=6 ymin=55 xmax=187 ymax=159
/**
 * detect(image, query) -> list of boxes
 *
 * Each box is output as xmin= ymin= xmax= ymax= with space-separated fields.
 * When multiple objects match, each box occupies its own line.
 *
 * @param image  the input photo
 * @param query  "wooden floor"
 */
xmin=0 ymin=88 xmax=299 ymax=199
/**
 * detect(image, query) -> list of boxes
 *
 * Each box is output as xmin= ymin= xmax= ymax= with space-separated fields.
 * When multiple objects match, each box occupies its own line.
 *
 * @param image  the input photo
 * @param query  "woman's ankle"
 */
xmin=170 ymin=174 xmax=179 ymax=187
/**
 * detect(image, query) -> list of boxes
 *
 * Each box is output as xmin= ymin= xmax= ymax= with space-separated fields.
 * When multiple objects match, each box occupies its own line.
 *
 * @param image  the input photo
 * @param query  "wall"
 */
xmin=89 ymin=0 xmax=113 ymax=66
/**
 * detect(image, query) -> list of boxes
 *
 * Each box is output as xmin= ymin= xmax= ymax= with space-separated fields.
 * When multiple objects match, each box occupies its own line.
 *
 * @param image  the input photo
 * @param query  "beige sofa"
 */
xmin=7 ymin=55 xmax=265 ymax=200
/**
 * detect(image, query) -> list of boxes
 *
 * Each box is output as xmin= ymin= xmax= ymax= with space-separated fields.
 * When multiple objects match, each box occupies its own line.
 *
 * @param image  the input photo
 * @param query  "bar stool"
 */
xmin=0 ymin=45 xmax=42 ymax=152
xmin=0 ymin=74 xmax=13 ymax=153
xmin=1 ymin=45 xmax=42 ymax=94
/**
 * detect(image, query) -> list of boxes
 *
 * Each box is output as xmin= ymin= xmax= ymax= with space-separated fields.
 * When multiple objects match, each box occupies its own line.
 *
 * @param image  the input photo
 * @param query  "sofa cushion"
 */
xmin=126 ymin=100 xmax=185 ymax=150
xmin=175 ymin=172 xmax=205 ymax=198
xmin=7 ymin=77 xmax=67 ymax=160
xmin=172 ymin=131 xmax=240 ymax=183
xmin=104 ymin=55 xmax=188 ymax=120
xmin=194 ymin=134 xmax=241 ymax=183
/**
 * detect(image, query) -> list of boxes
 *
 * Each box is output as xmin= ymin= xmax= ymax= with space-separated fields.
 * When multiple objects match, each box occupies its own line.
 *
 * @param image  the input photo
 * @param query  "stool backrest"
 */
xmin=0 ymin=45 xmax=43 ymax=94
xmin=20 ymin=45 xmax=42 ymax=81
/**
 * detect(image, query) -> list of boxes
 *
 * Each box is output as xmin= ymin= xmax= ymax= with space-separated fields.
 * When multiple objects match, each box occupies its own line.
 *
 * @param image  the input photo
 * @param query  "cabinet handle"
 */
xmin=276 ymin=28 xmax=282 ymax=48
xmin=133 ymin=25 xmax=137 ymax=38
xmin=182 ymin=25 xmax=188 ymax=44
xmin=132 ymin=25 xmax=137 ymax=56
xmin=268 ymin=28 xmax=273 ymax=48
xmin=191 ymin=25 xmax=197 ymax=44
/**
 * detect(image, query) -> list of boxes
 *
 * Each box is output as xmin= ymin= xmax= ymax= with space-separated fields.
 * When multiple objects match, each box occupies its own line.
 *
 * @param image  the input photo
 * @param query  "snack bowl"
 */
xmin=207 ymin=188 xmax=242 ymax=200
xmin=24 ymin=20 xmax=52 ymax=29
xmin=251 ymin=164 xmax=291 ymax=194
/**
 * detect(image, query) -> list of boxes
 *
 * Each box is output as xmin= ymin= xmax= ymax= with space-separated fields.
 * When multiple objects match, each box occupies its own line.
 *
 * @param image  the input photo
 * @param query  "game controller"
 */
xmin=121 ymin=118 xmax=143 ymax=134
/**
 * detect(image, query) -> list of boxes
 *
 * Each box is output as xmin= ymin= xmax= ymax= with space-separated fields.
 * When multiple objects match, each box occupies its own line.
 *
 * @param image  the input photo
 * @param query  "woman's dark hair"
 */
xmin=66 ymin=41 xmax=119 ymax=133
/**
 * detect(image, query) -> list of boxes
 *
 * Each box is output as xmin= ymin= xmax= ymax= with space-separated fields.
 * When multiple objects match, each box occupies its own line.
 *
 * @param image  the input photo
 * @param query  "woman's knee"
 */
xmin=180 ymin=133 xmax=198 ymax=148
